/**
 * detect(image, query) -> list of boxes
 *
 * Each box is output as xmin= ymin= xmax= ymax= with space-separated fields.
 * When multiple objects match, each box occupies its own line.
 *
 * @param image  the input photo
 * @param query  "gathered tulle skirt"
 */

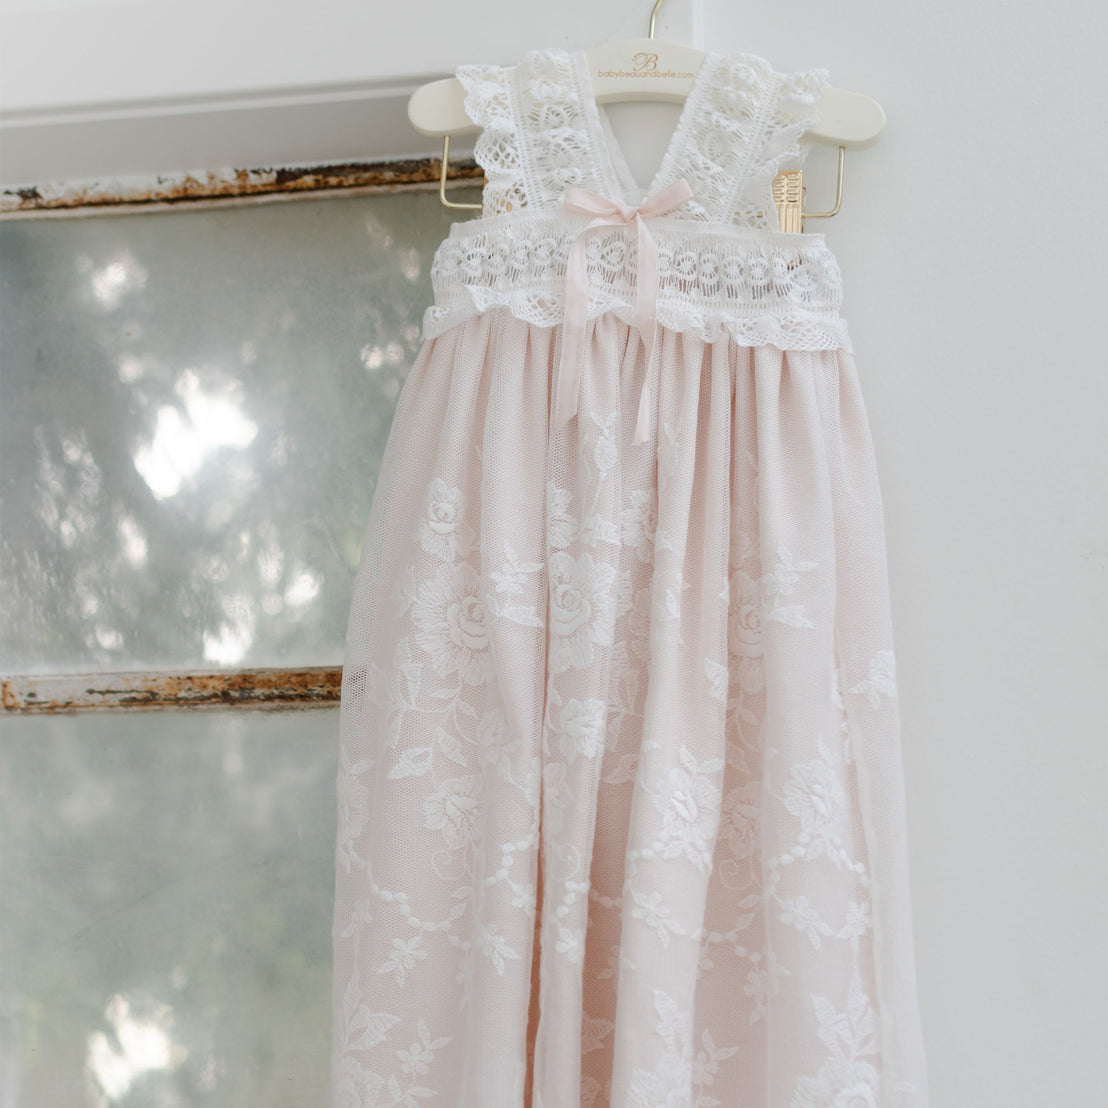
xmin=332 ymin=307 xmax=927 ymax=1107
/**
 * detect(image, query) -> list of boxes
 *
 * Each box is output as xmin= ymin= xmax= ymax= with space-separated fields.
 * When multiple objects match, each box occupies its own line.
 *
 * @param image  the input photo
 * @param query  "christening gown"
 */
xmin=332 ymin=46 xmax=929 ymax=1108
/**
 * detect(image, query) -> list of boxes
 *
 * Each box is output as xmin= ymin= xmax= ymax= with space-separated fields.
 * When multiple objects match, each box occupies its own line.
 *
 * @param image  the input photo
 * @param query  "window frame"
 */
xmin=0 ymin=153 xmax=481 ymax=715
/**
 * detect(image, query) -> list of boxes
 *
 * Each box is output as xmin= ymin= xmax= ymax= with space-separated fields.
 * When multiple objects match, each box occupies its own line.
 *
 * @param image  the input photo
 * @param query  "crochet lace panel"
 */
xmin=456 ymin=50 xmax=598 ymax=217
xmin=624 ymin=52 xmax=830 ymax=228
xmin=424 ymin=218 xmax=850 ymax=352
xmin=441 ymin=49 xmax=846 ymax=350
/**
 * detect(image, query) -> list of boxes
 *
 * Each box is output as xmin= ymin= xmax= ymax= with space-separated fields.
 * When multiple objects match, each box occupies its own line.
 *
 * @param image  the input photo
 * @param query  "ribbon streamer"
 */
xmin=554 ymin=178 xmax=694 ymax=445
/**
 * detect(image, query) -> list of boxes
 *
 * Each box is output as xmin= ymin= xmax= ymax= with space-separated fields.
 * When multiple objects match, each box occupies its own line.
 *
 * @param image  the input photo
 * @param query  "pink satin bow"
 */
xmin=554 ymin=178 xmax=694 ymax=445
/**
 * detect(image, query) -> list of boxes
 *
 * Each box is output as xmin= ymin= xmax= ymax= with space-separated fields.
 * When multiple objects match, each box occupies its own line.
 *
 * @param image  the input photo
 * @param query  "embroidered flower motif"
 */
xmin=412 ymin=562 xmax=490 ymax=685
xmin=423 ymin=775 xmax=483 ymax=850
xmin=580 ymin=1075 xmax=603 ymax=1108
xmin=397 ymin=1020 xmax=451 ymax=1078
xmin=832 ymin=1083 xmax=879 ymax=1108
xmin=628 ymin=989 xmax=693 ymax=1107
xmin=728 ymin=569 xmax=766 ymax=693
xmin=598 ymin=942 xmax=626 ymax=981
xmin=692 ymin=1028 xmax=740 ymax=1091
xmin=781 ymin=749 xmax=847 ymax=858
xmin=744 ymin=967 xmax=769 ymax=1024
xmin=367 ymin=639 xmax=418 ymax=749
xmin=396 ymin=1041 xmax=429 ymax=1076
xmin=488 ymin=542 xmax=545 ymax=629
xmin=473 ymin=921 xmax=521 ymax=975
xmin=548 ymin=551 xmax=618 ymax=672
xmin=838 ymin=900 xmax=873 ymax=949
xmin=721 ymin=779 xmax=761 ymax=862
xmin=550 ymin=695 xmax=606 ymax=761
xmin=604 ymin=750 xmax=639 ymax=786
xmin=848 ymin=650 xmax=897 ymax=709
xmin=779 ymin=895 xmax=832 ymax=948
xmin=376 ymin=934 xmax=427 ymax=987
xmin=653 ymin=570 xmax=687 ymax=628
xmin=628 ymin=1053 xmax=691 ymax=1108
xmin=542 ymin=762 xmax=573 ymax=836
xmin=652 ymin=745 xmax=725 ymax=871
xmin=761 ymin=542 xmax=818 ymax=629
xmin=546 ymin=482 xmax=577 ymax=550
xmin=387 ymin=744 xmax=433 ymax=780
xmin=336 ymin=746 xmax=373 ymax=867
xmin=582 ymin=1011 xmax=615 ymax=1054
xmin=342 ymin=1001 xmax=401 ymax=1053
xmin=418 ymin=477 xmax=473 ymax=562
xmin=630 ymin=887 xmax=685 ymax=947
xmin=791 ymin=1056 xmax=880 ymax=1108
xmin=555 ymin=923 xmax=585 ymax=965
xmin=705 ymin=657 xmax=728 ymax=703
xmin=490 ymin=541 xmax=544 ymax=598
xmin=578 ymin=513 xmax=619 ymax=548
xmin=791 ymin=968 xmax=880 ymax=1107
xmin=476 ymin=706 xmax=519 ymax=779
xmin=622 ymin=488 xmax=658 ymax=562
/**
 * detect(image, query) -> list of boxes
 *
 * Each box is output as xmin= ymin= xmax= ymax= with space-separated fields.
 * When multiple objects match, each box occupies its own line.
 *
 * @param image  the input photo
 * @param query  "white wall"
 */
xmin=700 ymin=3 xmax=1108 ymax=1105
xmin=0 ymin=0 xmax=696 ymax=182
xmin=3 ymin=0 xmax=1106 ymax=1103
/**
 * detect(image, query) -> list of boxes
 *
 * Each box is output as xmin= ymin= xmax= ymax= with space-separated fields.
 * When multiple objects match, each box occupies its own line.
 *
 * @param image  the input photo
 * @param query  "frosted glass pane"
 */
xmin=0 ymin=708 xmax=338 ymax=1106
xmin=0 ymin=188 xmax=479 ymax=673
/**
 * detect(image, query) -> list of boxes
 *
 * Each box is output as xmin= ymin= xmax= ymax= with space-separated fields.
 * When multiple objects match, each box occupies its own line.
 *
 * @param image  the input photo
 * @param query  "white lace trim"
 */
xmin=456 ymin=48 xmax=828 ymax=226
xmin=587 ymin=51 xmax=829 ymax=227
xmin=455 ymin=62 xmax=528 ymax=218
xmin=439 ymin=48 xmax=846 ymax=351
xmin=422 ymin=216 xmax=852 ymax=352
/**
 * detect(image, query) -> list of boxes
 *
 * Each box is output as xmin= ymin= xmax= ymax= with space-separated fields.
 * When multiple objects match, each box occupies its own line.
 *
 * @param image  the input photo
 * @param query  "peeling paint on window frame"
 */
xmin=2 ymin=669 xmax=343 ymax=713
xmin=0 ymin=155 xmax=482 ymax=218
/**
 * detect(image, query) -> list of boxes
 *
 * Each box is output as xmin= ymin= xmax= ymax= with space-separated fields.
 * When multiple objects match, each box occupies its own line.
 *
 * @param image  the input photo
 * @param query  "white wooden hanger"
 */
xmin=407 ymin=0 xmax=885 ymax=226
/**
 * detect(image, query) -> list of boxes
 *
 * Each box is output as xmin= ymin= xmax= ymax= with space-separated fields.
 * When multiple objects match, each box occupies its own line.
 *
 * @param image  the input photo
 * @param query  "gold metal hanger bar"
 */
xmin=439 ymin=134 xmax=483 ymax=210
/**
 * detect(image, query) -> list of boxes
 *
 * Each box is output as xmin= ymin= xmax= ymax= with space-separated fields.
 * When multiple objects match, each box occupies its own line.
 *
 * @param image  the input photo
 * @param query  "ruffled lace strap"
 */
xmin=673 ymin=53 xmax=829 ymax=228
xmin=456 ymin=63 xmax=527 ymax=217
xmin=457 ymin=50 xmax=607 ymax=217
xmin=732 ymin=63 xmax=830 ymax=228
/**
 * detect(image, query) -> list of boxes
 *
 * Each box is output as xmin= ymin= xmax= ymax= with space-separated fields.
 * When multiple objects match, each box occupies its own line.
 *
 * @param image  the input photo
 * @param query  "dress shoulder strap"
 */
xmin=455 ymin=62 xmax=525 ymax=216
xmin=457 ymin=50 xmax=607 ymax=216
xmin=457 ymin=49 xmax=828 ymax=225
xmin=677 ymin=53 xmax=829 ymax=228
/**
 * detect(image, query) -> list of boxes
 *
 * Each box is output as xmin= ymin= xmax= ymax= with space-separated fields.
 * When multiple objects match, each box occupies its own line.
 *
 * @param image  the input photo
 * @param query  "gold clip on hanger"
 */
xmin=772 ymin=147 xmax=845 ymax=233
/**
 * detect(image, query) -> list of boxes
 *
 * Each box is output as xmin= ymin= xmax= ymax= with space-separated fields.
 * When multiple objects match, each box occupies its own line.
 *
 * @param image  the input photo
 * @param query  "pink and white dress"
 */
xmin=332 ymin=46 xmax=929 ymax=1108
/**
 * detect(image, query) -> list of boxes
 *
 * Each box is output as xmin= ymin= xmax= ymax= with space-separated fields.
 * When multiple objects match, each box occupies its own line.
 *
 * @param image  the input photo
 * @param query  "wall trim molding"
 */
xmin=0 ymin=79 xmax=470 ymax=188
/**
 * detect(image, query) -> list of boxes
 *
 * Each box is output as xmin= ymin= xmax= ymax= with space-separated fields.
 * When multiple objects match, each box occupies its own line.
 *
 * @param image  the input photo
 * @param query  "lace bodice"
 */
xmin=422 ymin=47 xmax=852 ymax=353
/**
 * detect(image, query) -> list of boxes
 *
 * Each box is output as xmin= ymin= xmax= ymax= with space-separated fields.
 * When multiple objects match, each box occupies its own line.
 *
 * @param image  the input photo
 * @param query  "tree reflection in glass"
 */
xmin=0 ymin=189 xmax=473 ymax=673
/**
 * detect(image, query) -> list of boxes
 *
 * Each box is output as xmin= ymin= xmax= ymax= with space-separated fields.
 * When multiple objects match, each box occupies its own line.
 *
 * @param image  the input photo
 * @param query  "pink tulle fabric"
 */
xmin=332 ymin=307 xmax=928 ymax=1106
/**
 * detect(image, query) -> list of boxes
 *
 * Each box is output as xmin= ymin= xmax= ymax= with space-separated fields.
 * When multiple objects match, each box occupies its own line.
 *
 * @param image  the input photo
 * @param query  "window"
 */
xmin=0 ymin=169 xmax=480 ymax=1104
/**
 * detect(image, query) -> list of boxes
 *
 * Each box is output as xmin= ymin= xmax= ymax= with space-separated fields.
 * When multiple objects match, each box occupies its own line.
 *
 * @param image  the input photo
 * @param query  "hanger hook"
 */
xmin=648 ymin=0 xmax=666 ymax=39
